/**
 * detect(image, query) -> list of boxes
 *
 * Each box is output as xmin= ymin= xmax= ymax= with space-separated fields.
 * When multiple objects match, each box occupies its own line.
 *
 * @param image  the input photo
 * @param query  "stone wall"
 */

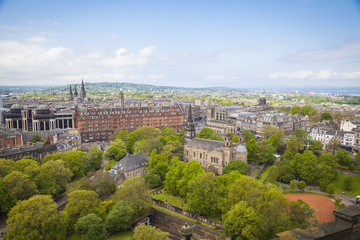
xmin=150 ymin=208 xmax=228 ymax=240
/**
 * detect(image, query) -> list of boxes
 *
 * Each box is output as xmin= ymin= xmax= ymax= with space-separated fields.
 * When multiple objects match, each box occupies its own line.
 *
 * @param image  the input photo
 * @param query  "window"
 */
xmin=193 ymin=152 xmax=196 ymax=157
xmin=200 ymin=153 xmax=202 ymax=158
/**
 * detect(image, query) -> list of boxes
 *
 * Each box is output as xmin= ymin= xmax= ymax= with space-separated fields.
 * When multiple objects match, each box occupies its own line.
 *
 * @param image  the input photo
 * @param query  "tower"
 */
xmin=184 ymin=104 xmax=196 ymax=143
xmin=223 ymin=133 xmax=233 ymax=166
xmin=74 ymin=85 xmax=78 ymax=97
xmin=69 ymin=85 xmax=73 ymax=101
xmin=119 ymin=91 xmax=124 ymax=108
xmin=80 ymin=79 xmax=86 ymax=99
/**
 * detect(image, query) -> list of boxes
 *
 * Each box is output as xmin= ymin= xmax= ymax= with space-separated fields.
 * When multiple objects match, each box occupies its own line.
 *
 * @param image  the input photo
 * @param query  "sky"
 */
xmin=0 ymin=0 xmax=360 ymax=88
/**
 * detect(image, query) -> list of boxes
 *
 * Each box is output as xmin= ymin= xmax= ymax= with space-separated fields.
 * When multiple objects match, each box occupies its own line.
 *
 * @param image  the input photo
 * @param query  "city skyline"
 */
xmin=0 ymin=0 xmax=360 ymax=88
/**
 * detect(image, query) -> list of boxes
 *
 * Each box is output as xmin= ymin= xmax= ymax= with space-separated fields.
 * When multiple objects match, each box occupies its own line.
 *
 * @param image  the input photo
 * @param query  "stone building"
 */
xmin=4 ymin=104 xmax=74 ymax=131
xmin=352 ymin=127 xmax=360 ymax=153
xmin=75 ymin=93 xmax=184 ymax=142
xmin=0 ymin=141 xmax=57 ymax=161
xmin=184 ymin=107 xmax=247 ymax=175
xmin=109 ymin=151 xmax=149 ymax=187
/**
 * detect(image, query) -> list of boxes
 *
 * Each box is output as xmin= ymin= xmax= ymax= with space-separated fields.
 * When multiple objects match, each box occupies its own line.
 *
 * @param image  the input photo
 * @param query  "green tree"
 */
xmin=292 ymin=129 xmax=309 ymax=146
xmin=115 ymin=129 xmax=129 ymax=142
xmin=278 ymin=165 xmax=294 ymax=183
xmin=257 ymin=141 xmax=276 ymax=165
xmin=310 ymin=140 xmax=323 ymax=153
xmin=116 ymin=177 xmax=151 ymax=216
xmin=290 ymin=105 xmax=301 ymax=115
xmin=287 ymin=199 xmax=315 ymax=229
xmin=3 ymin=171 xmax=38 ymax=200
xmin=223 ymin=201 xmax=259 ymax=240
xmin=13 ymin=157 xmax=39 ymax=174
xmin=147 ymin=150 xmax=169 ymax=180
xmin=297 ymin=181 xmax=306 ymax=190
xmin=30 ymin=134 xmax=41 ymax=144
xmin=89 ymin=145 xmax=103 ymax=171
xmin=65 ymin=190 xmax=103 ymax=230
xmin=290 ymin=180 xmax=297 ymax=190
xmin=301 ymin=105 xmax=317 ymax=116
xmin=243 ymin=129 xmax=255 ymax=144
xmin=0 ymin=158 xmax=14 ymax=177
xmin=325 ymin=138 xmax=341 ymax=155
xmin=105 ymin=145 xmax=124 ymax=161
xmin=282 ymin=137 xmax=302 ymax=161
xmin=0 ymin=179 xmax=16 ymax=216
xmin=321 ymin=112 xmax=333 ymax=121
xmin=261 ymin=125 xmax=285 ymax=143
xmin=75 ymin=213 xmax=105 ymax=240
xmin=62 ymin=151 xmax=90 ymax=180
xmin=223 ymin=160 xmax=248 ymax=175
xmin=267 ymin=165 xmax=279 ymax=184
xmin=133 ymin=223 xmax=170 ymax=240
xmin=187 ymin=172 xmax=219 ymax=216
xmin=197 ymin=127 xmax=214 ymax=139
xmin=268 ymin=134 xmax=280 ymax=151
xmin=164 ymin=158 xmax=185 ymax=195
xmin=177 ymin=161 xmax=205 ymax=197
xmin=105 ymin=201 xmax=134 ymax=233
xmin=318 ymin=153 xmax=338 ymax=190
xmin=326 ymin=184 xmax=335 ymax=194
xmin=292 ymin=151 xmax=318 ymax=184
xmin=6 ymin=195 xmax=67 ymax=240
xmin=133 ymin=137 xmax=162 ymax=154
xmin=144 ymin=169 xmax=162 ymax=188
xmin=355 ymin=151 xmax=360 ymax=173
xmin=336 ymin=149 xmax=353 ymax=168
xmin=246 ymin=138 xmax=258 ymax=162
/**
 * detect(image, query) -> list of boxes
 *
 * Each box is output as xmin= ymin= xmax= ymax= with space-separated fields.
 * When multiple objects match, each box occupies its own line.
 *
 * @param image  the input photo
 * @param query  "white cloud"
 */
xmin=28 ymin=36 xmax=48 ymax=43
xmin=280 ymin=40 xmax=360 ymax=62
xmin=0 ymin=23 xmax=18 ymax=30
xmin=0 ymin=40 xmax=156 ymax=86
xmin=269 ymin=69 xmax=360 ymax=80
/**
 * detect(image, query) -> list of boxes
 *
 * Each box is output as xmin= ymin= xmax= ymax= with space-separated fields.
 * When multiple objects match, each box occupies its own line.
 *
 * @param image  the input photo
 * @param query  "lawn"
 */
xmin=107 ymin=231 xmax=133 ymax=240
xmin=332 ymin=172 xmax=360 ymax=197
xmin=257 ymin=166 xmax=270 ymax=183
xmin=151 ymin=191 xmax=188 ymax=209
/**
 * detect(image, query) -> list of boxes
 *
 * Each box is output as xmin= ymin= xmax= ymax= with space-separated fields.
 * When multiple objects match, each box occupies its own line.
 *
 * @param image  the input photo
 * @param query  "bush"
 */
xmin=297 ymin=181 xmax=306 ymax=191
xmin=326 ymin=184 xmax=335 ymax=194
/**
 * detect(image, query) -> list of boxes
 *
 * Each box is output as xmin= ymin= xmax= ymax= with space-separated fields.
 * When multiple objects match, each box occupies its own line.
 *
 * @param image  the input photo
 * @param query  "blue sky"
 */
xmin=0 ymin=0 xmax=359 ymax=88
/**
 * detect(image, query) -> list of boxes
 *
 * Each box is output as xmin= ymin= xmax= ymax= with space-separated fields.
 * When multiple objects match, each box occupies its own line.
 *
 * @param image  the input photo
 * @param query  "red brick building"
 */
xmin=75 ymin=102 xmax=184 ymax=142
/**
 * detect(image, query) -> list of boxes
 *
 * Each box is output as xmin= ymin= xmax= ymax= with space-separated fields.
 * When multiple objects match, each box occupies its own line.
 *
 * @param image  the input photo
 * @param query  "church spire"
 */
xmin=184 ymin=104 xmax=195 ymax=142
xmin=74 ymin=85 xmax=78 ymax=97
xmin=69 ymin=85 xmax=73 ymax=101
xmin=80 ymin=79 xmax=86 ymax=99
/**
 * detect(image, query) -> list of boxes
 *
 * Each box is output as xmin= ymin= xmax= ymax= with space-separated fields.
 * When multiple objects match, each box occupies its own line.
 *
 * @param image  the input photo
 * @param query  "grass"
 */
xmin=331 ymin=172 xmax=360 ymax=197
xmin=107 ymin=231 xmax=133 ymax=240
xmin=257 ymin=166 xmax=270 ymax=183
xmin=151 ymin=192 xmax=188 ymax=209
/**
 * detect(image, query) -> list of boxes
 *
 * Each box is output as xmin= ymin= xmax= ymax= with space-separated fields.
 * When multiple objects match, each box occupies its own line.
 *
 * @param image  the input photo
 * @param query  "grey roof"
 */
xmin=111 ymin=152 xmax=149 ymax=172
xmin=185 ymin=138 xmax=225 ymax=151
xmin=23 ymin=131 xmax=56 ymax=142
xmin=236 ymin=145 xmax=247 ymax=153
xmin=37 ymin=104 xmax=50 ymax=110
xmin=10 ymin=104 xmax=21 ymax=110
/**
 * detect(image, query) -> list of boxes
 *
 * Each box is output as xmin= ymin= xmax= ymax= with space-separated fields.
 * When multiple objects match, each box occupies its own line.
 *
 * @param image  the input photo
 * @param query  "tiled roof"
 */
xmin=111 ymin=151 xmax=149 ymax=172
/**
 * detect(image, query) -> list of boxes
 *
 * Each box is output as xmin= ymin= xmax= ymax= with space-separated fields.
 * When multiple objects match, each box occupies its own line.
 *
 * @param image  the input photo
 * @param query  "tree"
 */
xmin=292 ymin=151 xmax=318 ymax=184
xmin=105 ymin=201 xmax=134 ymax=233
xmin=187 ymin=172 xmax=219 ymax=216
xmin=126 ymin=126 xmax=161 ymax=153
xmin=89 ymin=145 xmax=103 ymax=171
xmin=268 ymin=134 xmax=280 ymax=151
xmin=65 ymin=190 xmax=103 ymax=230
xmin=297 ymin=181 xmax=306 ymax=190
xmin=278 ymin=164 xmax=294 ymax=183
xmin=355 ymin=151 xmax=360 ymax=173
xmin=290 ymin=105 xmax=301 ymax=115
xmin=0 ymin=158 xmax=14 ymax=177
xmin=243 ymin=129 xmax=255 ymax=144
xmin=117 ymin=177 xmax=151 ymax=216
xmin=257 ymin=141 xmax=276 ymax=165
xmin=3 ymin=171 xmax=38 ymax=200
xmin=177 ymin=161 xmax=205 ymax=197
xmin=290 ymin=180 xmax=297 ymax=190
xmin=223 ymin=160 xmax=248 ymax=175
xmin=133 ymin=137 xmax=162 ymax=154
xmin=6 ymin=195 xmax=67 ymax=240
xmin=310 ymin=140 xmax=323 ymax=153
xmin=0 ymin=179 xmax=16 ymax=216
xmin=75 ymin=213 xmax=105 ymax=240
xmin=336 ymin=149 xmax=353 ymax=168
xmin=326 ymin=184 xmax=335 ymax=194
xmin=267 ymin=165 xmax=279 ymax=184
xmin=223 ymin=201 xmax=260 ymax=240
xmin=105 ymin=145 xmax=124 ymax=161
xmin=318 ymin=153 xmax=339 ymax=190
xmin=282 ymin=137 xmax=302 ymax=161
xmin=344 ymin=176 xmax=353 ymax=191
xmin=246 ymin=138 xmax=258 ymax=162
xmin=144 ymin=169 xmax=162 ymax=188
xmin=30 ymin=134 xmax=41 ymax=144
xmin=321 ymin=112 xmax=333 ymax=121
xmin=164 ymin=158 xmax=185 ymax=195
xmin=292 ymin=129 xmax=309 ymax=146
xmin=287 ymin=199 xmax=315 ymax=229
xmin=197 ymin=127 xmax=214 ymax=139
xmin=62 ymin=151 xmax=90 ymax=180
xmin=325 ymin=138 xmax=341 ymax=155
xmin=147 ymin=150 xmax=169 ymax=180
xmin=133 ymin=223 xmax=170 ymax=240
xmin=301 ymin=105 xmax=317 ymax=116
xmin=261 ymin=126 xmax=285 ymax=143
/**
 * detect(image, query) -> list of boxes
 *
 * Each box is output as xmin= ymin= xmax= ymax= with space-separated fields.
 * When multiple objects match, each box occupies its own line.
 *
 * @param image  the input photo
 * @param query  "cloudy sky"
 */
xmin=0 ymin=0 xmax=360 ymax=88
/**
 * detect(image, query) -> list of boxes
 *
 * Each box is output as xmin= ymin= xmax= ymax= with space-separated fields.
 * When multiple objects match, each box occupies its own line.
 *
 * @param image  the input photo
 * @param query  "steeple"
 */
xmin=69 ymin=85 xmax=73 ymax=101
xmin=74 ymin=85 xmax=78 ymax=97
xmin=80 ymin=79 xmax=86 ymax=99
xmin=184 ymin=104 xmax=196 ymax=142
xmin=119 ymin=91 xmax=124 ymax=108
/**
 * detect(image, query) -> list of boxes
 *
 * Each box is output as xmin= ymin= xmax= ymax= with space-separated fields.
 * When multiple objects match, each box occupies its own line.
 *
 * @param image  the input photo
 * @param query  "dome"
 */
xmin=37 ymin=104 xmax=50 ymax=111
xmin=10 ymin=104 xmax=22 ymax=110
xmin=236 ymin=145 xmax=248 ymax=153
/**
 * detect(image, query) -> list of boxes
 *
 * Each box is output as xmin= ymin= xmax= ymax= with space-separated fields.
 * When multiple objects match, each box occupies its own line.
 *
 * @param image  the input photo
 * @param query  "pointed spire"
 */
xmin=80 ymin=79 xmax=86 ymax=99
xmin=69 ymin=85 xmax=73 ymax=101
xmin=184 ymin=104 xmax=195 ymax=141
